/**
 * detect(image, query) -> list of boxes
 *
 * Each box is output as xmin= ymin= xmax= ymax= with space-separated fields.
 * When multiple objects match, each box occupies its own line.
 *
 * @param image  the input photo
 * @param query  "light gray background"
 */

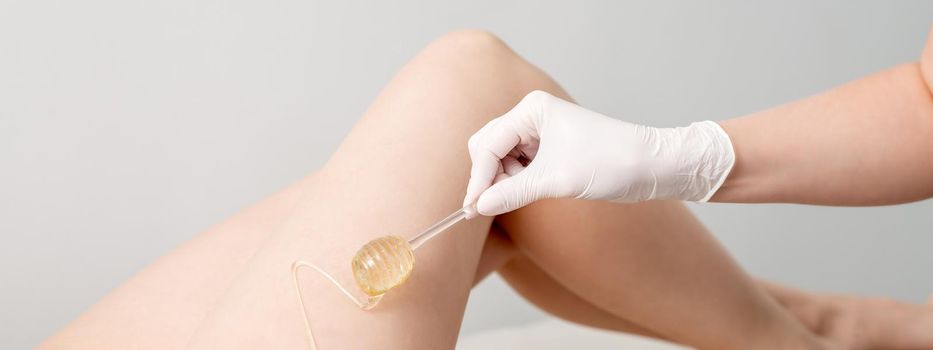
xmin=2 ymin=1 xmax=933 ymax=348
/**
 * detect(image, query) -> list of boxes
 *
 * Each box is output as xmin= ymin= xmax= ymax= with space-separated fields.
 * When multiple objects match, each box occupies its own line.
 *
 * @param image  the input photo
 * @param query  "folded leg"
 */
xmin=182 ymin=30 xmax=556 ymax=349
xmin=496 ymin=198 xmax=824 ymax=349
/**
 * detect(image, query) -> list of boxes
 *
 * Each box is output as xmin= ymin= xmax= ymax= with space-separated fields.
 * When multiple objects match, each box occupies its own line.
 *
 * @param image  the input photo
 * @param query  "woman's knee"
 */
xmin=411 ymin=30 xmax=546 ymax=93
xmin=405 ymin=30 xmax=564 ymax=125
xmin=422 ymin=30 xmax=517 ymax=65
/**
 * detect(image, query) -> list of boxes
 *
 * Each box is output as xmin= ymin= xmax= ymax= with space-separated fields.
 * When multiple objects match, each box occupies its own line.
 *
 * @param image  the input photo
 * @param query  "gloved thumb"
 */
xmin=475 ymin=168 xmax=543 ymax=216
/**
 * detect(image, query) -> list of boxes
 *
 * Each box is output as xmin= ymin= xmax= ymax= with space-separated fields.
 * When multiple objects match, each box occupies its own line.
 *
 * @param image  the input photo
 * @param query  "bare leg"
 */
xmin=493 ymin=198 xmax=824 ymax=349
xmin=488 ymin=227 xmax=933 ymax=350
xmin=182 ymin=30 xmax=547 ymax=349
xmin=485 ymin=226 xmax=664 ymax=338
xmin=765 ymin=282 xmax=933 ymax=349
xmin=36 ymin=173 xmax=514 ymax=350
xmin=37 ymin=177 xmax=316 ymax=349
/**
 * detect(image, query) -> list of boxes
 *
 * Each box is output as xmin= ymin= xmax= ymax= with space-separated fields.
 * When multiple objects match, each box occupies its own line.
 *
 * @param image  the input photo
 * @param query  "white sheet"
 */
xmin=458 ymin=318 xmax=690 ymax=350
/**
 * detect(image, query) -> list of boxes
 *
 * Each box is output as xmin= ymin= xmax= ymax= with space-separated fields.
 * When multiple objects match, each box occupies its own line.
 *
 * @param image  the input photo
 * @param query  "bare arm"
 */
xmin=711 ymin=28 xmax=933 ymax=205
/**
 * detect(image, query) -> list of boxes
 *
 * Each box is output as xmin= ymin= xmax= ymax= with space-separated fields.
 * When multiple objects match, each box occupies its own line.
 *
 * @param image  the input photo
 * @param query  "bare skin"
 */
xmin=765 ymin=282 xmax=933 ymax=349
xmin=712 ymin=25 xmax=933 ymax=205
xmin=37 ymin=31 xmax=933 ymax=350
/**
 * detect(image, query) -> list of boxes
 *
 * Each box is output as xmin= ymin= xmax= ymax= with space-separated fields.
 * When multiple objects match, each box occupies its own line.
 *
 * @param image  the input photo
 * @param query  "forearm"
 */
xmin=712 ymin=63 xmax=933 ymax=205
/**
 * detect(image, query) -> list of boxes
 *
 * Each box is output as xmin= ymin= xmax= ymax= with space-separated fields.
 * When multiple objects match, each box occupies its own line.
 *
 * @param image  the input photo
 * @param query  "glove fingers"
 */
xmin=464 ymin=113 xmax=526 ymax=207
xmin=465 ymin=117 xmax=508 ymax=206
xmin=474 ymin=155 xmax=526 ymax=215
xmin=476 ymin=165 xmax=545 ymax=216
xmin=464 ymin=92 xmax=545 ymax=211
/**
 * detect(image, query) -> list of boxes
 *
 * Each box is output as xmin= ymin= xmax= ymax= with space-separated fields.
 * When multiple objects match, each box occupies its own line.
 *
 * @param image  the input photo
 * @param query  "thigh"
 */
xmin=37 ymin=176 xmax=315 ymax=350
xmin=496 ymin=199 xmax=812 ymax=349
xmin=491 ymin=231 xmax=663 ymax=338
xmin=182 ymin=30 xmax=561 ymax=350
xmin=38 ymin=180 xmax=517 ymax=350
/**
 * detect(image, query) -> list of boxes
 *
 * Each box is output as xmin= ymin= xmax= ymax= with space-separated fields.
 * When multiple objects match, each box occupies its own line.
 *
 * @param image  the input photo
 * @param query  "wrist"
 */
xmin=660 ymin=120 xmax=735 ymax=202
xmin=689 ymin=120 xmax=736 ymax=201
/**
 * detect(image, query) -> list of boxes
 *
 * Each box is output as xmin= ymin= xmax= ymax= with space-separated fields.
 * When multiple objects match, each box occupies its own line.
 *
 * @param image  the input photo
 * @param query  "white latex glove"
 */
xmin=463 ymin=90 xmax=735 ymax=216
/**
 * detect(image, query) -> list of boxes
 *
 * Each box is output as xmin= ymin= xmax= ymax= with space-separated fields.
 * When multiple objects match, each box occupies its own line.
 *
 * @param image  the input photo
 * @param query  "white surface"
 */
xmin=458 ymin=318 xmax=688 ymax=350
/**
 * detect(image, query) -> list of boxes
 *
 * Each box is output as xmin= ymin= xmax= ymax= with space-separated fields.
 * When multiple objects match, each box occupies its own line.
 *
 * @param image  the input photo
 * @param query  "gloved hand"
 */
xmin=463 ymin=90 xmax=735 ymax=216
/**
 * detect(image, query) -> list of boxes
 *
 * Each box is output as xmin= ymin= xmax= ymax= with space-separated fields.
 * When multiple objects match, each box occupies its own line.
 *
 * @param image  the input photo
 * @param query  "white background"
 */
xmin=2 ymin=1 xmax=933 ymax=348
